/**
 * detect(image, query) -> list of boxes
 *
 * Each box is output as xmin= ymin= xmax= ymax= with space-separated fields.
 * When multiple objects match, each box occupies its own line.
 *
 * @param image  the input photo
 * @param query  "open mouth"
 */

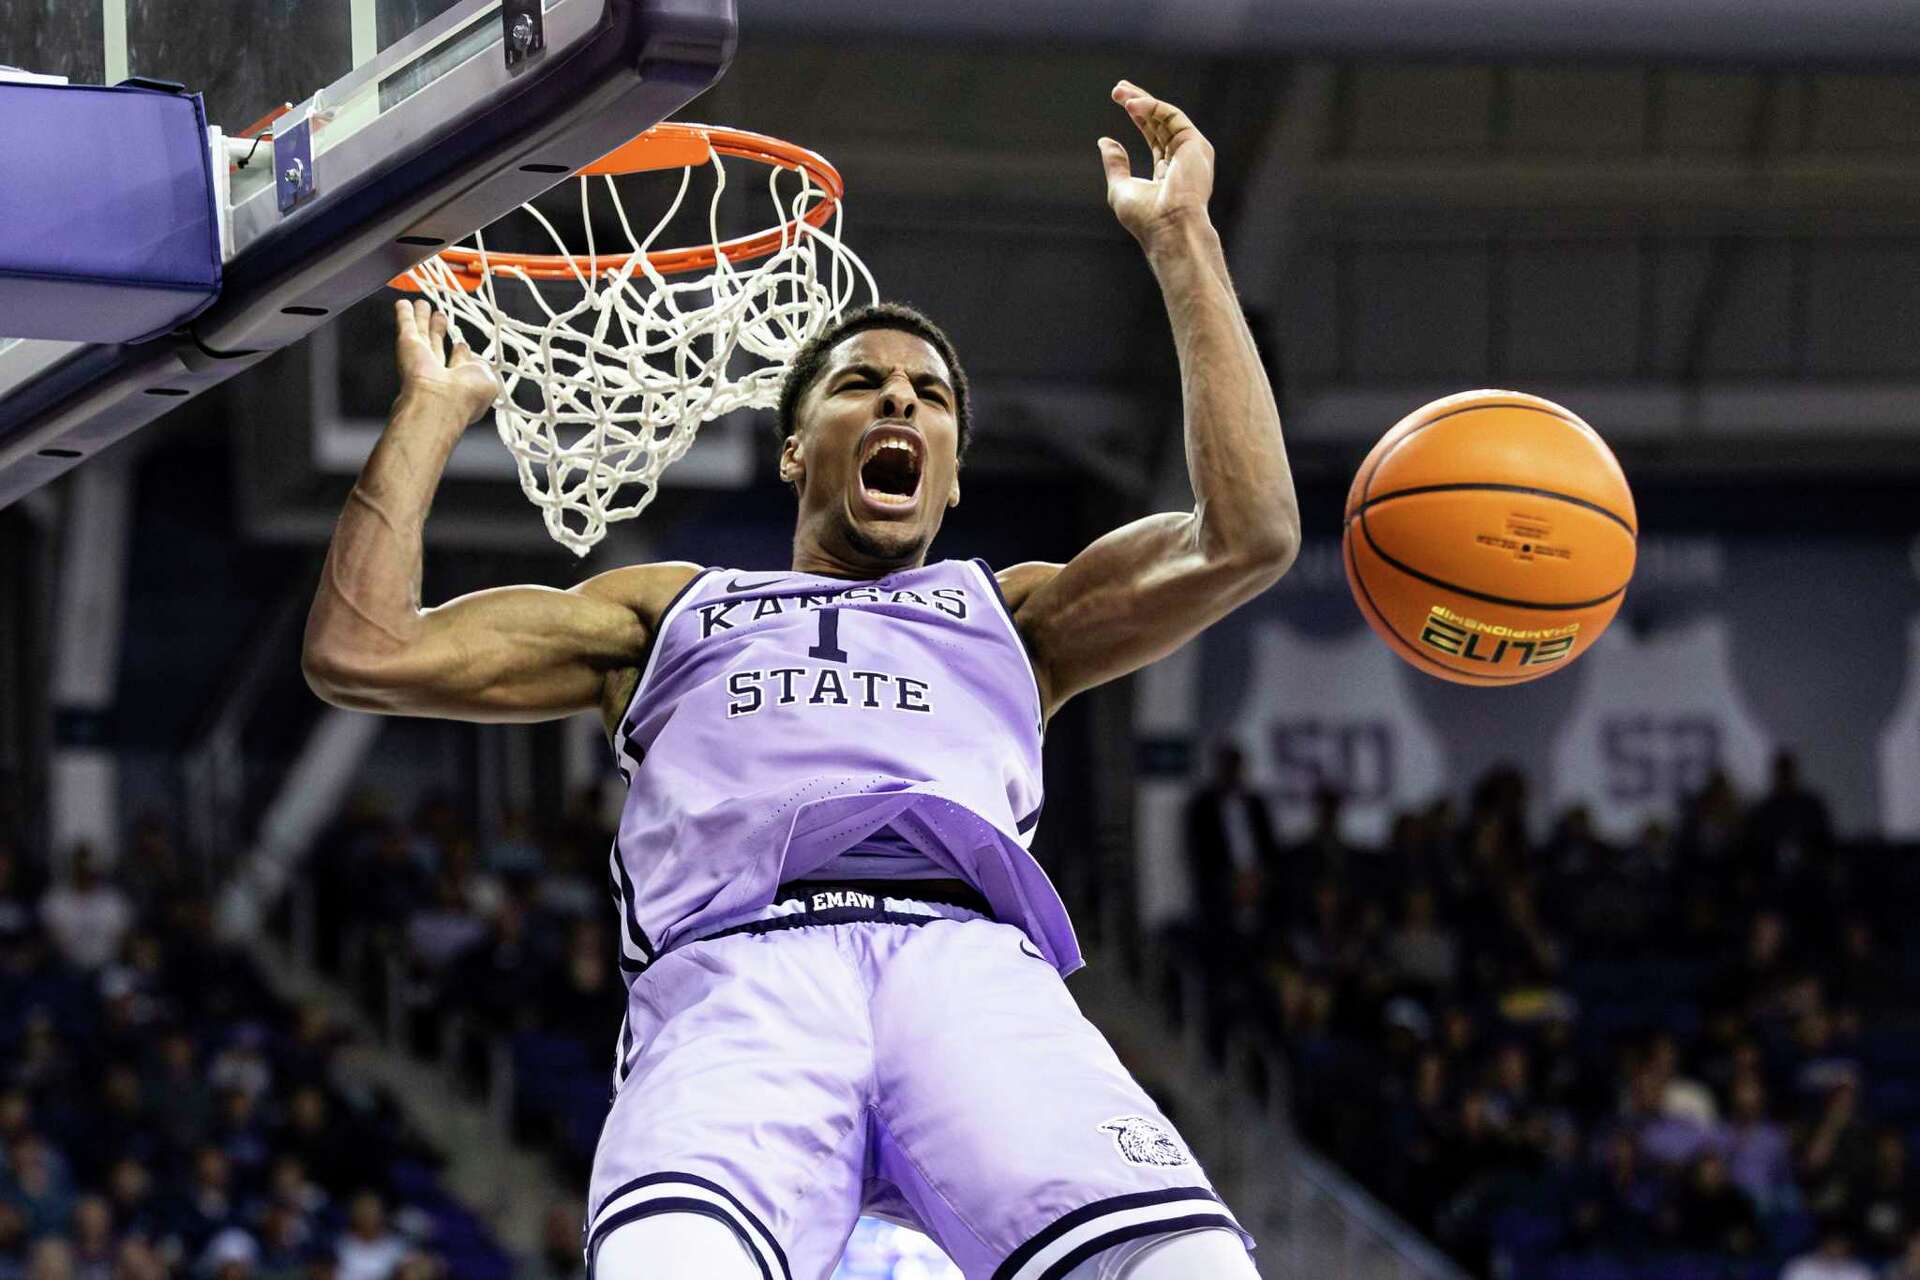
xmin=857 ymin=425 xmax=924 ymax=509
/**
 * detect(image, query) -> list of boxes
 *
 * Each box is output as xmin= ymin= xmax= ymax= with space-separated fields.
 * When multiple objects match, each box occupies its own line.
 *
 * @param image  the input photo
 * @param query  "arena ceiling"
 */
xmin=770 ymin=0 xmax=1920 ymax=66
xmin=211 ymin=20 xmax=1920 ymax=550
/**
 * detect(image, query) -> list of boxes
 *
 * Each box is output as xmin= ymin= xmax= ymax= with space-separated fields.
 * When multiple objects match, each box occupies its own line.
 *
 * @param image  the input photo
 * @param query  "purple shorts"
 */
xmin=584 ymin=891 xmax=1250 ymax=1280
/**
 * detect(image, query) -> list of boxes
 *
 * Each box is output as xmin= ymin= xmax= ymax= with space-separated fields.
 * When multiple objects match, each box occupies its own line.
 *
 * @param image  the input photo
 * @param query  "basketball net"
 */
xmin=401 ymin=126 xmax=877 ymax=556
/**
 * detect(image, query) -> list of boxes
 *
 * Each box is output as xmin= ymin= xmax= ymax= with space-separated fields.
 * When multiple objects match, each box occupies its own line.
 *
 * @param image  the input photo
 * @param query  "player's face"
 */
xmin=784 ymin=329 xmax=961 ymax=568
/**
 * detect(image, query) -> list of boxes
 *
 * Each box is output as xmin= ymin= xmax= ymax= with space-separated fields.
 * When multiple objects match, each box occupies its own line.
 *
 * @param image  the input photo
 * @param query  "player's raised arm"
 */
xmin=1007 ymin=81 xmax=1300 ymax=720
xmin=302 ymin=299 xmax=695 ymax=725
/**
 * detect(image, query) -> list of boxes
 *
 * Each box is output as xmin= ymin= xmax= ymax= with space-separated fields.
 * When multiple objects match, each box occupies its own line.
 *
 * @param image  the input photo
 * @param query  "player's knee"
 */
xmin=590 ymin=1211 xmax=762 ymax=1280
xmin=1065 ymin=1225 xmax=1258 ymax=1280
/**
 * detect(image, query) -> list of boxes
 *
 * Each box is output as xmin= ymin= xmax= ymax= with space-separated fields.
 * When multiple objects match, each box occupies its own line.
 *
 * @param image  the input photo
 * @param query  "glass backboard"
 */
xmin=0 ymin=0 xmax=736 ymax=507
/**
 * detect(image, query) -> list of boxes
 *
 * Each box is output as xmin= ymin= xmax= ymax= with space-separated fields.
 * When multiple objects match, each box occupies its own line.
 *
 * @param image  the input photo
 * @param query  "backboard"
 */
xmin=0 ymin=0 xmax=737 ymax=506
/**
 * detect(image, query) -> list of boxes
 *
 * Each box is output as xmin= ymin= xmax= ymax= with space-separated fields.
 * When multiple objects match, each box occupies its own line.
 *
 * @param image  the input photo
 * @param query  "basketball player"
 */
xmin=304 ymin=82 xmax=1297 ymax=1280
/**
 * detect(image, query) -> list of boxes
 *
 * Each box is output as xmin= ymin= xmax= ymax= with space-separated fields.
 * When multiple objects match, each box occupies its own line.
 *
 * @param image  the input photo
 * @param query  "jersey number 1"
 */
xmin=808 ymin=607 xmax=849 ymax=663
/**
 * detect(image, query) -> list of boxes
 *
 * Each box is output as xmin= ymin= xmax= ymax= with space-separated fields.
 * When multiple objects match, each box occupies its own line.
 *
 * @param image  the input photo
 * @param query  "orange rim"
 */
xmin=391 ymin=123 xmax=846 ymax=293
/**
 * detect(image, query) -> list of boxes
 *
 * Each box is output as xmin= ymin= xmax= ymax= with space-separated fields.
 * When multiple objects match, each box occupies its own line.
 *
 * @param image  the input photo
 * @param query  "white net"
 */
xmin=406 ymin=141 xmax=876 ymax=556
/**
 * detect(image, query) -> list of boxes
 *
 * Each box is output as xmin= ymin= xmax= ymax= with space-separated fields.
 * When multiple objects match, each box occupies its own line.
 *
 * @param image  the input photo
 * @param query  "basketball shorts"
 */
xmin=583 ymin=890 xmax=1252 ymax=1280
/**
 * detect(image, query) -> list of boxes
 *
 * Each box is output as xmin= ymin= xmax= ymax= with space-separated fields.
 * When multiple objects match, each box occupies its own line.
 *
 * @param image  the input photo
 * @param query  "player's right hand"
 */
xmin=394 ymin=298 xmax=501 ymax=426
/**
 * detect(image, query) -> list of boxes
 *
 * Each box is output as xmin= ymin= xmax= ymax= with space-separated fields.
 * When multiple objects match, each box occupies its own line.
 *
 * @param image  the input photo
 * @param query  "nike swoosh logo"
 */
xmin=728 ymin=576 xmax=790 ymax=592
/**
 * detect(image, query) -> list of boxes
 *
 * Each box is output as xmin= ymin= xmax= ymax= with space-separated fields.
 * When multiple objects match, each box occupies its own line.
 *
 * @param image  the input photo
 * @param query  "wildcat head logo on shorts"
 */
xmin=1098 ymin=1116 xmax=1192 ymax=1168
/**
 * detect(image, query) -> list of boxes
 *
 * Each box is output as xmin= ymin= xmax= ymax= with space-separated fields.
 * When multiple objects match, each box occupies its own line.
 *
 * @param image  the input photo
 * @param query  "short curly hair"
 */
xmin=775 ymin=302 xmax=973 ymax=461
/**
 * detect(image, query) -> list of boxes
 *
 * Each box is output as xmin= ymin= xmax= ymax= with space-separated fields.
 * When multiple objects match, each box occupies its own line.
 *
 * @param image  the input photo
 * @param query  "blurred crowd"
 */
xmin=0 ymin=816 xmax=506 ymax=1280
xmin=1180 ymin=744 xmax=1920 ymax=1280
xmin=303 ymin=788 xmax=622 ymax=1215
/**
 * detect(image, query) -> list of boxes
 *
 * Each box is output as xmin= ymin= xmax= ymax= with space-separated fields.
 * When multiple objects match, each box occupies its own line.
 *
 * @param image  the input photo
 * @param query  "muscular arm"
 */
xmin=302 ymin=300 xmax=697 ymax=724
xmin=1009 ymin=83 xmax=1300 ymax=720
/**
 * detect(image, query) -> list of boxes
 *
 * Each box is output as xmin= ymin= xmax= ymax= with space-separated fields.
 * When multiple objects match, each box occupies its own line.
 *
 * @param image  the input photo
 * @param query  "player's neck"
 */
xmin=790 ymin=529 xmax=930 ymax=580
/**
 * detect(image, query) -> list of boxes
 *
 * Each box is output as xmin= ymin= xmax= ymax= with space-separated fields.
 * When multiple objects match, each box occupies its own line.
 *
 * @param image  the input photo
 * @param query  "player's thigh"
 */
xmin=1062 ymin=1227 xmax=1259 ymax=1279
xmin=587 ymin=930 xmax=870 ymax=1279
xmin=594 ymin=1212 xmax=764 ymax=1280
xmin=867 ymin=919 xmax=1250 ymax=1279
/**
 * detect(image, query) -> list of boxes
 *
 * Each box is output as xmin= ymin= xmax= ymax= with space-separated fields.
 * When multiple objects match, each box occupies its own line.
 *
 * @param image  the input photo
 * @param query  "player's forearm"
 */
xmin=303 ymin=388 xmax=467 ymax=688
xmin=1146 ymin=213 xmax=1300 ymax=571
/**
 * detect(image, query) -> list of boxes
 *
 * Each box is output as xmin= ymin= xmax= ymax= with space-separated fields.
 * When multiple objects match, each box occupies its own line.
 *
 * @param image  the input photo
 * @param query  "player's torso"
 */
xmin=603 ymin=557 xmax=1082 ymax=978
xmin=613 ymin=558 xmax=1044 ymax=843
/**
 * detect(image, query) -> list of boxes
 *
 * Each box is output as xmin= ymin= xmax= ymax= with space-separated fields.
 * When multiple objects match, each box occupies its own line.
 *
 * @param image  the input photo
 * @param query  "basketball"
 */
xmin=1343 ymin=390 xmax=1637 ymax=687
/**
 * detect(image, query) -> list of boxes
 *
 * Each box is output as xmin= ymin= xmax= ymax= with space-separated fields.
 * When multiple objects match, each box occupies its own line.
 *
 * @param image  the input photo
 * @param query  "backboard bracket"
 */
xmin=273 ymin=116 xmax=315 ymax=214
xmin=502 ymin=0 xmax=545 ymax=69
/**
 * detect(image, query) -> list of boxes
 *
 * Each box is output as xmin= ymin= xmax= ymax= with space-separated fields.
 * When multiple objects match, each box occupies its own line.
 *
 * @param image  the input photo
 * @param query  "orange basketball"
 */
xmin=1343 ymin=390 xmax=1637 ymax=686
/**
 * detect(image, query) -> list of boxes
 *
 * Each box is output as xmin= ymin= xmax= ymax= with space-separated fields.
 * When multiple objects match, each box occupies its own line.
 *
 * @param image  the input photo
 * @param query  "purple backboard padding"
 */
xmin=0 ymin=82 xmax=220 ymax=344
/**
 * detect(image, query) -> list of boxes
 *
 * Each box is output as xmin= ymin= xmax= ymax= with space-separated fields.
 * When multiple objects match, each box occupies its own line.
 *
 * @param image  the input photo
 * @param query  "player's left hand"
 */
xmin=1099 ymin=81 xmax=1216 ymax=251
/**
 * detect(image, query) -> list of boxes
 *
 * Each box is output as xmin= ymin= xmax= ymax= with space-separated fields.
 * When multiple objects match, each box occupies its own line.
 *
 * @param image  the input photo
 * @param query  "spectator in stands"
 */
xmin=5 ymin=1133 xmax=75 ymax=1237
xmin=278 ymin=1089 xmax=354 ymax=1198
xmin=38 ymin=848 xmax=130 ymax=973
xmin=1885 ymin=1228 xmax=1920 ymax=1280
xmin=1664 ymin=1152 xmax=1759 ymax=1256
xmin=1849 ymin=1129 xmax=1920 ymax=1260
xmin=254 ymin=1202 xmax=312 ymax=1279
xmin=461 ymin=880 xmax=544 ymax=1031
xmin=1292 ymin=785 xmax=1357 ymax=897
xmin=1801 ymin=1078 xmax=1875 ymax=1219
xmin=526 ymin=1204 xmax=587 ymax=1280
xmin=335 ymin=1192 xmax=406 ymax=1280
xmin=1789 ymin=1005 xmax=1864 ymax=1100
xmin=64 ymin=1064 xmax=163 ymax=1187
xmin=24 ymin=1237 xmax=73 ymax=1280
xmin=358 ymin=827 xmax=427 ymax=935
xmin=0 ymin=1202 xmax=26 ymax=1277
xmin=263 ymin=1155 xmax=329 ymax=1236
xmin=1680 ymin=769 xmax=1746 ymax=864
xmin=481 ymin=809 xmax=543 ymax=879
xmin=1179 ymin=741 xmax=1277 ymax=951
xmin=199 ymin=1227 xmax=260 ymax=1280
xmin=147 ymin=1030 xmax=213 ymax=1155
xmin=68 ymin=1194 xmax=115 ymax=1277
xmin=1720 ymin=1073 xmax=1796 ymax=1215
xmin=545 ymin=920 xmax=619 ymax=1046
xmin=1783 ymin=1219 xmax=1875 ymax=1280
xmin=1542 ymin=805 xmax=1610 ymax=878
xmin=1750 ymin=749 xmax=1833 ymax=874
xmin=1718 ymin=908 xmax=1801 ymax=1026
xmin=1289 ymin=877 xmax=1366 ymax=982
xmin=1621 ymin=1060 xmax=1715 ymax=1172
xmin=1482 ymin=1041 xmax=1534 ymax=1133
xmin=121 ymin=815 xmax=185 ymax=918
xmin=1827 ymin=915 xmax=1897 ymax=1018
xmin=103 ymin=1158 xmax=158 ymax=1247
xmin=166 ymin=1146 xmax=238 ymax=1259
xmin=1175 ymin=743 xmax=1284 ymax=1057
xmin=1567 ymin=1129 xmax=1661 ymax=1256
xmin=404 ymin=874 xmax=489 ymax=977
xmin=1384 ymin=885 xmax=1457 ymax=998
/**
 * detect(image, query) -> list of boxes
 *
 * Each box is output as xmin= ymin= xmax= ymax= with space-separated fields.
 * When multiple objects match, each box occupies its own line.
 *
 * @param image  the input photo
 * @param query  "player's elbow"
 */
xmin=1212 ymin=511 xmax=1301 ymax=589
xmin=1248 ymin=514 xmax=1302 ymax=582
xmin=300 ymin=641 xmax=363 ymax=707
xmin=301 ymin=640 xmax=403 ymax=712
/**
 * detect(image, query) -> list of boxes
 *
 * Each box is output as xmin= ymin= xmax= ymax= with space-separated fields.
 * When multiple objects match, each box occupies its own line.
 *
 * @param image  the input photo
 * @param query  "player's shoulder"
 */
xmin=571 ymin=561 xmax=707 ymax=627
xmin=978 ymin=560 xmax=1065 ymax=614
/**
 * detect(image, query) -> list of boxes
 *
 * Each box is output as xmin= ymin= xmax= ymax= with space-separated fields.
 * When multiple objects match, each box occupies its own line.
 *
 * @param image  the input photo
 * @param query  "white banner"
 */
xmin=1877 ymin=618 xmax=1920 ymax=838
xmin=1551 ymin=617 xmax=1771 ymax=839
xmin=1229 ymin=621 xmax=1447 ymax=845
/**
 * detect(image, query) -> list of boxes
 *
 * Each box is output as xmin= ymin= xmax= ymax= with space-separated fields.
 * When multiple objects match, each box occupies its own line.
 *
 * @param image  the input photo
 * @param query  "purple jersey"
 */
xmin=608 ymin=559 xmax=1080 ymax=975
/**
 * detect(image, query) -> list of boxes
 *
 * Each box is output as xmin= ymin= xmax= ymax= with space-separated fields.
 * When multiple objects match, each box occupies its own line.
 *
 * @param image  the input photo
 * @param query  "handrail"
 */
xmin=1287 ymin=1143 xmax=1475 ymax=1280
xmin=181 ymin=581 xmax=313 ymax=877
